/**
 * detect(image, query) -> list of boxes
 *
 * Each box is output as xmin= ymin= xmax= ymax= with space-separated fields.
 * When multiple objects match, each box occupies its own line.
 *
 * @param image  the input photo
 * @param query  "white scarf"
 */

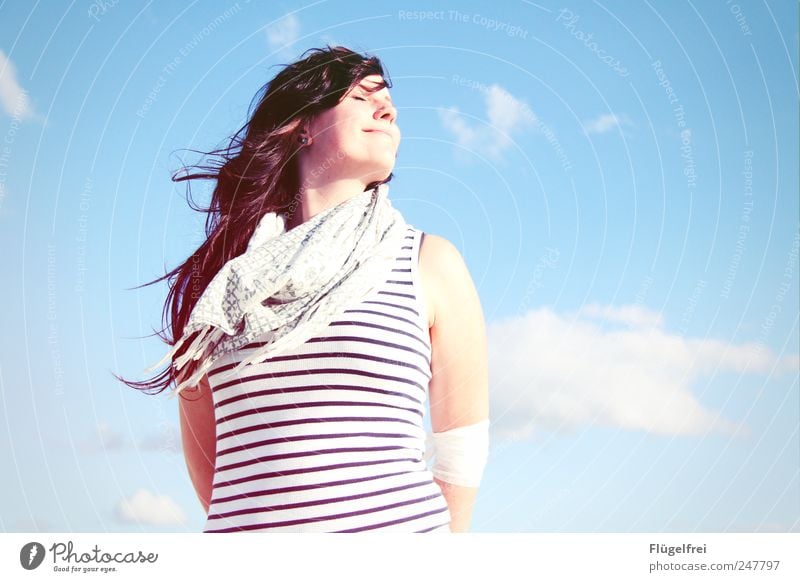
xmin=145 ymin=183 xmax=409 ymax=398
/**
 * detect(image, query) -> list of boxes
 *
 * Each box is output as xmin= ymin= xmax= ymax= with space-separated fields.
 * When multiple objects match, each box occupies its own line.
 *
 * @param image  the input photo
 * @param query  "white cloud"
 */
xmin=486 ymin=85 xmax=537 ymax=132
xmin=578 ymin=302 xmax=664 ymax=328
xmin=583 ymin=113 xmax=632 ymax=135
xmin=98 ymin=421 xmax=127 ymax=450
xmin=727 ymin=521 xmax=797 ymax=533
xmin=266 ymin=14 xmax=300 ymax=52
xmin=439 ymin=83 xmax=536 ymax=160
xmin=0 ymin=50 xmax=35 ymax=119
xmin=139 ymin=422 xmax=181 ymax=454
xmin=438 ymin=106 xmax=478 ymax=146
xmin=488 ymin=305 xmax=797 ymax=442
xmin=115 ymin=489 xmax=188 ymax=526
xmin=85 ymin=420 xmax=182 ymax=454
xmin=79 ymin=421 xmax=127 ymax=452
xmin=13 ymin=516 xmax=52 ymax=532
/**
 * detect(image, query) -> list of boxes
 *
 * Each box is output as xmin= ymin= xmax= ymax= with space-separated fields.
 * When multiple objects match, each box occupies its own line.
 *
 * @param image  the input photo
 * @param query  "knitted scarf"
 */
xmin=145 ymin=182 xmax=409 ymax=398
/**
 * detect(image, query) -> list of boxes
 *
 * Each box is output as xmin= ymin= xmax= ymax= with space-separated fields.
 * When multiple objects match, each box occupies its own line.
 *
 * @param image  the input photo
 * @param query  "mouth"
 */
xmin=364 ymin=129 xmax=393 ymax=139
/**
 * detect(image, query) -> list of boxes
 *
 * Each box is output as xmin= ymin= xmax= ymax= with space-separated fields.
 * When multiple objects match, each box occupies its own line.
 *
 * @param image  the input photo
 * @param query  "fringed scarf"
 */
xmin=145 ymin=182 xmax=409 ymax=398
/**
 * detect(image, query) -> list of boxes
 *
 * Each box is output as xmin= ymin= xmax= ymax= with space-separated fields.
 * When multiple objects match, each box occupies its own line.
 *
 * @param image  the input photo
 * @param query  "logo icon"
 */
xmin=20 ymin=542 xmax=46 ymax=570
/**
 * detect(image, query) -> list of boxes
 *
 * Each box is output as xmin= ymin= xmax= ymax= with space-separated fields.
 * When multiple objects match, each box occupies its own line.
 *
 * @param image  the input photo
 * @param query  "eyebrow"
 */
xmin=357 ymin=81 xmax=393 ymax=104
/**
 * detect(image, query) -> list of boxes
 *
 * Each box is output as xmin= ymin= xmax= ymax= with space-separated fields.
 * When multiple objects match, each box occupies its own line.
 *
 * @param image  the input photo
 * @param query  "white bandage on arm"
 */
xmin=424 ymin=418 xmax=490 ymax=487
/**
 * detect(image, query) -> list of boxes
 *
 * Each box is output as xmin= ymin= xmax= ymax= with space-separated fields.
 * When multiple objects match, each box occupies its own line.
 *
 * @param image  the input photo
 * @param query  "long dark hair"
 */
xmin=114 ymin=45 xmax=393 ymax=397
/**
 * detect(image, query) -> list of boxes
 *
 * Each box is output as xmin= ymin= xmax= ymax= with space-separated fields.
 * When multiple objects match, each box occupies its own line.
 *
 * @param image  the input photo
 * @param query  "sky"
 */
xmin=0 ymin=0 xmax=797 ymax=534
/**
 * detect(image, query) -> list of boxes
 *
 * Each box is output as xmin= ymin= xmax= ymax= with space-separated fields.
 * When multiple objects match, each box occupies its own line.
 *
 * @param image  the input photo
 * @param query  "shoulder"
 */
xmin=418 ymin=232 xmax=477 ymax=328
xmin=419 ymin=230 xmax=456 ymax=251
xmin=419 ymin=232 xmax=464 ymax=273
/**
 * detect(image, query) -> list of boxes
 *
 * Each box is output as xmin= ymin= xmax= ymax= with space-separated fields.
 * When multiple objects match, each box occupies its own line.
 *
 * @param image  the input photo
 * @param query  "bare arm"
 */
xmin=420 ymin=234 xmax=490 ymax=533
xmin=177 ymin=374 xmax=216 ymax=515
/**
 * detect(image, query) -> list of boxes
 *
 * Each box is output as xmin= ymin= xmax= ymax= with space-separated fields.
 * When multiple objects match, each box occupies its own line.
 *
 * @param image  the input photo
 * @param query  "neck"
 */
xmin=285 ymin=177 xmax=371 ymax=231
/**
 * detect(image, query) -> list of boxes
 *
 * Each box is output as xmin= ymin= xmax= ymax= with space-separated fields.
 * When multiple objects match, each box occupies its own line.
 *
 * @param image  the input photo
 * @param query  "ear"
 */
xmin=299 ymin=117 xmax=316 ymax=138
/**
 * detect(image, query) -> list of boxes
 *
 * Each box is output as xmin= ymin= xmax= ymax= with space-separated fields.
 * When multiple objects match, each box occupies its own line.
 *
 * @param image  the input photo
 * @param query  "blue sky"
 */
xmin=0 ymin=0 xmax=797 ymax=533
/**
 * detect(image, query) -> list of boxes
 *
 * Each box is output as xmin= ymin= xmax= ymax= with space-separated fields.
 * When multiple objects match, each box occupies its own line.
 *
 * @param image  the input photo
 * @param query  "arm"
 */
xmin=177 ymin=374 xmax=216 ymax=515
xmin=420 ymin=234 xmax=490 ymax=533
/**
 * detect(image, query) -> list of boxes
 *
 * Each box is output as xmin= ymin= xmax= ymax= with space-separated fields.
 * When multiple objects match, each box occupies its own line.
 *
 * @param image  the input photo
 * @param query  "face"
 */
xmin=300 ymin=74 xmax=400 ymax=185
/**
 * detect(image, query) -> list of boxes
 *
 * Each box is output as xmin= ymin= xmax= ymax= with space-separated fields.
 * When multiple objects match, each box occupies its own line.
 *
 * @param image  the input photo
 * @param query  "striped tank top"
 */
xmin=201 ymin=226 xmax=452 ymax=533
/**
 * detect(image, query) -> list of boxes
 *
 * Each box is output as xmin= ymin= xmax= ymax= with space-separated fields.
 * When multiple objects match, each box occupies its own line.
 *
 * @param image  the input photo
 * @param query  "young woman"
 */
xmin=119 ymin=46 xmax=489 ymax=533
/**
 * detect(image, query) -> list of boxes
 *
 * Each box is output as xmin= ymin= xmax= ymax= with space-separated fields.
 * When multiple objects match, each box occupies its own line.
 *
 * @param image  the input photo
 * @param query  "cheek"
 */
xmin=332 ymin=123 xmax=369 ymax=154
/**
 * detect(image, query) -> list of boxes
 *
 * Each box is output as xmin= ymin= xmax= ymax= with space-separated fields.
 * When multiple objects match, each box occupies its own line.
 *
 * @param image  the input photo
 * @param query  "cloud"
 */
xmin=582 ymin=112 xmax=633 ymax=135
xmin=139 ymin=422 xmax=181 ymax=454
xmin=83 ymin=421 xmax=183 ymax=454
xmin=98 ymin=421 xmax=127 ymax=450
xmin=0 ymin=50 xmax=36 ymax=120
xmin=578 ymin=302 xmax=665 ymax=328
xmin=13 ymin=516 xmax=53 ymax=532
xmin=266 ymin=13 xmax=300 ymax=52
xmin=79 ymin=421 xmax=127 ymax=453
xmin=486 ymin=85 xmax=537 ymax=131
xmin=439 ymin=106 xmax=478 ymax=146
xmin=439 ymin=84 xmax=536 ymax=160
xmin=488 ymin=305 xmax=797 ymax=442
xmin=115 ymin=489 xmax=188 ymax=526
xmin=726 ymin=521 xmax=798 ymax=533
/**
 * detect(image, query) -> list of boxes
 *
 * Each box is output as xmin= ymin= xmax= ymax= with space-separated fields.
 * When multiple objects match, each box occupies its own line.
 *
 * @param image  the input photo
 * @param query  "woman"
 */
xmin=119 ymin=46 xmax=489 ymax=533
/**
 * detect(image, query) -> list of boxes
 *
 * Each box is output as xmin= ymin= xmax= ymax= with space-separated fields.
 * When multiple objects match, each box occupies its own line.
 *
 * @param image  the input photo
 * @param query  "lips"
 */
xmin=364 ymin=129 xmax=392 ymax=138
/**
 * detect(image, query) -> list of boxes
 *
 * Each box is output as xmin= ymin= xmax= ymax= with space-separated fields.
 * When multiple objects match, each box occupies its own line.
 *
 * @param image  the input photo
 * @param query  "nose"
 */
xmin=375 ymin=102 xmax=397 ymax=124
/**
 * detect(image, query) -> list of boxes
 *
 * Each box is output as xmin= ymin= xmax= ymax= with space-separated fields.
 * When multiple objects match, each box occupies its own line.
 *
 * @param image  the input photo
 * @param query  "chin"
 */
xmin=360 ymin=159 xmax=395 ymax=182
xmin=367 ymin=167 xmax=394 ymax=183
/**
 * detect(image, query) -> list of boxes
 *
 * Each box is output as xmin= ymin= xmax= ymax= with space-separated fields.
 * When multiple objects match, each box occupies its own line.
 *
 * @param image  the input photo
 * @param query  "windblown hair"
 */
xmin=114 ymin=45 xmax=393 ymax=396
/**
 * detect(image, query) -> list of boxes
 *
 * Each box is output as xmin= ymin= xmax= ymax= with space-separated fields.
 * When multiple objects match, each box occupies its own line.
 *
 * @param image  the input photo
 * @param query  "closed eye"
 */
xmin=352 ymin=96 xmax=367 ymax=101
